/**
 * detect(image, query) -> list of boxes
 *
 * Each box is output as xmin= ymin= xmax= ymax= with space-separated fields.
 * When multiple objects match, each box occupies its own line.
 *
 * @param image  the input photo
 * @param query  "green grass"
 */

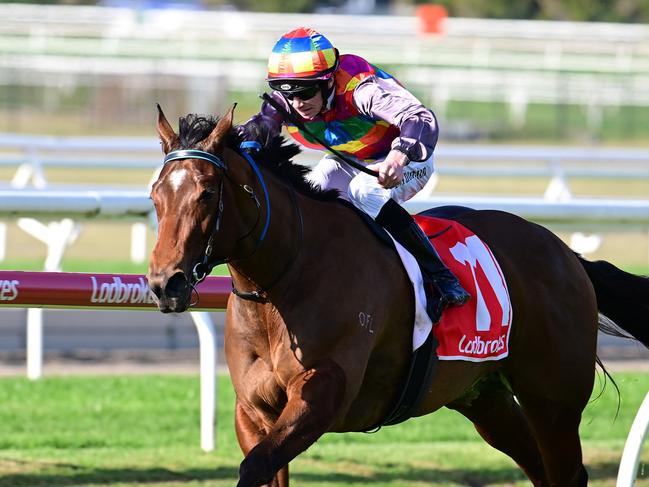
xmin=7 ymin=88 xmax=647 ymax=145
xmin=435 ymin=175 xmax=649 ymax=199
xmin=429 ymin=100 xmax=649 ymax=144
xmin=0 ymin=257 xmax=645 ymax=278
xmin=0 ymin=259 xmax=149 ymax=274
xmin=0 ymin=259 xmax=231 ymax=276
xmin=0 ymin=373 xmax=647 ymax=486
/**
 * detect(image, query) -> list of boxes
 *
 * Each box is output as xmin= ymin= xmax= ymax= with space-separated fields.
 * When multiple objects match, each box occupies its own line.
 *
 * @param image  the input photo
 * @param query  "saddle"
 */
xmin=341 ymin=201 xmax=513 ymax=429
xmin=340 ymin=202 xmax=472 ymax=429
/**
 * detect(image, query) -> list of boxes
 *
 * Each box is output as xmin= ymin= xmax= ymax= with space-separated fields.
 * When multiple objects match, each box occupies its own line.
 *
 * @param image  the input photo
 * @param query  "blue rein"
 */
xmin=239 ymin=141 xmax=271 ymax=242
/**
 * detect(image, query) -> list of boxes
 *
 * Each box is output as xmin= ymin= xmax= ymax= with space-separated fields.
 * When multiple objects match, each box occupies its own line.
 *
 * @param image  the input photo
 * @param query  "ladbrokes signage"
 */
xmin=90 ymin=276 xmax=156 ymax=305
xmin=0 ymin=271 xmax=227 ymax=309
xmin=0 ymin=279 xmax=18 ymax=301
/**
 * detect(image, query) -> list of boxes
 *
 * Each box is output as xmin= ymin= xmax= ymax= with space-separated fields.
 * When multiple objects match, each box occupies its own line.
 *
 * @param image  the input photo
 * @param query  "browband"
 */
xmin=164 ymin=149 xmax=226 ymax=170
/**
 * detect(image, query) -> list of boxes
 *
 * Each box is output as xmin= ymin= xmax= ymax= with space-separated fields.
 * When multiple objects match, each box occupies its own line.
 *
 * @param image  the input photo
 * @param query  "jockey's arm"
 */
xmin=236 ymin=91 xmax=287 ymax=146
xmin=353 ymin=78 xmax=439 ymax=188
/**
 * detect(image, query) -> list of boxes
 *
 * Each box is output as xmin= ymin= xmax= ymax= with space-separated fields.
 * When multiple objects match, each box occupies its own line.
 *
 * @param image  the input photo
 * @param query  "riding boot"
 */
xmin=376 ymin=199 xmax=470 ymax=323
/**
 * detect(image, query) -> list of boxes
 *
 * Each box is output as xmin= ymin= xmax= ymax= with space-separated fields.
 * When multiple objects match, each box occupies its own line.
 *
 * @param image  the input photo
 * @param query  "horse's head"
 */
xmin=147 ymin=104 xmax=333 ymax=312
xmin=147 ymin=104 xmax=242 ymax=313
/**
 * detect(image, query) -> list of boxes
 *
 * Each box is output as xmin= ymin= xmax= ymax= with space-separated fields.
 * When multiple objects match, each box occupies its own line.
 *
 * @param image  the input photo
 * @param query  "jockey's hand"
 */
xmin=367 ymin=150 xmax=409 ymax=189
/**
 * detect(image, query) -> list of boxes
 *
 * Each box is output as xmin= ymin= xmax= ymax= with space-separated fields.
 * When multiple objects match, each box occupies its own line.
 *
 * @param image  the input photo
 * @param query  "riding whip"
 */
xmin=260 ymin=92 xmax=380 ymax=178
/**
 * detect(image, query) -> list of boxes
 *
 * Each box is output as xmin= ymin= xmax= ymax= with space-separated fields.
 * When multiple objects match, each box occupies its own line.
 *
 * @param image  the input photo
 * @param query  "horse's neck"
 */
xmin=227 ymin=173 xmax=305 ymax=299
xmin=227 ymin=166 xmax=402 ymax=306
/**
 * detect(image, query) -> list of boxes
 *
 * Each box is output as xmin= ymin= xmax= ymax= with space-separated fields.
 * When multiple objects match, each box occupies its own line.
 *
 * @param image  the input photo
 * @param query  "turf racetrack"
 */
xmin=0 ymin=373 xmax=647 ymax=486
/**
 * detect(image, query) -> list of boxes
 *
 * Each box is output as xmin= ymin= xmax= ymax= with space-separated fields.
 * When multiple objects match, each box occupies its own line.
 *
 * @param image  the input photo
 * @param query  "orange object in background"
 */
xmin=417 ymin=4 xmax=448 ymax=35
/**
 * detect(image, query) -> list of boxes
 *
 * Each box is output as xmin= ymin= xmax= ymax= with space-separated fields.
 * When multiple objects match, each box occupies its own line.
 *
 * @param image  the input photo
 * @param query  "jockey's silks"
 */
xmin=286 ymin=54 xmax=401 ymax=162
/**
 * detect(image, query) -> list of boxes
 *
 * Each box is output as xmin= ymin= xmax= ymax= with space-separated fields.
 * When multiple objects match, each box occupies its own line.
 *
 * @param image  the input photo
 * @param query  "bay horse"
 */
xmin=147 ymin=105 xmax=649 ymax=487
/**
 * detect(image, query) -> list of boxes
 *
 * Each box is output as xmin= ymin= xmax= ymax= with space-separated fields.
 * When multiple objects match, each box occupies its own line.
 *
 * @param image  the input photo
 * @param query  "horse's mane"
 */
xmin=177 ymin=114 xmax=339 ymax=201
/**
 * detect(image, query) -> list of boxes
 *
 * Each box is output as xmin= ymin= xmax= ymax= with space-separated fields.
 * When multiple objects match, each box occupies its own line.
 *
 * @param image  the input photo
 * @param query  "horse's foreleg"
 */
xmin=235 ymin=400 xmax=264 ymax=454
xmin=235 ymin=401 xmax=288 ymax=487
xmin=237 ymin=360 xmax=346 ymax=487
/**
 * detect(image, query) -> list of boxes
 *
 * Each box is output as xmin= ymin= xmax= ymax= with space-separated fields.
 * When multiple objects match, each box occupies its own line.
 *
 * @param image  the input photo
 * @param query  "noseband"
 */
xmin=162 ymin=142 xmax=270 ymax=286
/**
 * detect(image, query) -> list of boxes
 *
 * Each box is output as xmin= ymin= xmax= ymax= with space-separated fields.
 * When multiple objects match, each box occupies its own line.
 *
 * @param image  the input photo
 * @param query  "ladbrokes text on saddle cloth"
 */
xmin=397 ymin=216 xmax=513 ymax=361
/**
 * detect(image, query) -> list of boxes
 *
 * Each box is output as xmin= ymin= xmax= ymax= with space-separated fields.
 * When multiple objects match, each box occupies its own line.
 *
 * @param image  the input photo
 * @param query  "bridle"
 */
xmin=161 ymin=141 xmax=302 ymax=302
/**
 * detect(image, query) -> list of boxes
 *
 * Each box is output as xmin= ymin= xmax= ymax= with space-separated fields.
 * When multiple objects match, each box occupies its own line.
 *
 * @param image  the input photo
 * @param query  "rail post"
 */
xmin=0 ymin=270 xmax=230 ymax=451
xmin=617 ymin=392 xmax=649 ymax=486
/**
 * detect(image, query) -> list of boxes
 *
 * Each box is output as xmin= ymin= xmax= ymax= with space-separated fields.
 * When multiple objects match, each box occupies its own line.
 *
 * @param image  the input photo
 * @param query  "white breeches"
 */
xmin=306 ymin=154 xmax=434 ymax=219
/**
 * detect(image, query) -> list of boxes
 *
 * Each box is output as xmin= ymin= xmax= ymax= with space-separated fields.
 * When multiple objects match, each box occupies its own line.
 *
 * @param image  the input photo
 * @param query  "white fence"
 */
xmin=0 ymin=133 xmax=160 ymax=190
xmin=3 ymin=133 xmax=649 ymax=194
xmin=2 ymin=4 xmax=649 ymax=127
xmin=619 ymin=392 xmax=649 ymax=486
xmin=3 ymin=5 xmax=648 ymax=74
xmin=1 ymin=189 xmax=648 ymax=225
xmin=1 ymin=133 xmax=648 ymax=266
xmin=0 ymin=133 xmax=161 ymax=265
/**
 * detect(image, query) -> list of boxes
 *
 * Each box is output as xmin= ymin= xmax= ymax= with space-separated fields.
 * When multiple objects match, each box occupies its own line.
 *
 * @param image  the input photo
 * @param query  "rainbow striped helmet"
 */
xmin=267 ymin=27 xmax=339 ymax=81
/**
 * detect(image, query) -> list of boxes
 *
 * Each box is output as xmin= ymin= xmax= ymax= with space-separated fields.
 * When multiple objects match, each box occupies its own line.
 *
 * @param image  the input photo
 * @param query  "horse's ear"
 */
xmin=203 ymin=103 xmax=237 ymax=153
xmin=156 ymin=104 xmax=178 ymax=154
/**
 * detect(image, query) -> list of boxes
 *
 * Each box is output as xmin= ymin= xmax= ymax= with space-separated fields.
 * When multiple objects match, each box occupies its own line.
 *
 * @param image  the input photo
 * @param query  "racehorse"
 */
xmin=147 ymin=105 xmax=649 ymax=487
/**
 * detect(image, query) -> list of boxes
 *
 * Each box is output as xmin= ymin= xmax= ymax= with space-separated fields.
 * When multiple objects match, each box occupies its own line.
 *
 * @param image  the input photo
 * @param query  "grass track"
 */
xmin=0 ymin=373 xmax=647 ymax=486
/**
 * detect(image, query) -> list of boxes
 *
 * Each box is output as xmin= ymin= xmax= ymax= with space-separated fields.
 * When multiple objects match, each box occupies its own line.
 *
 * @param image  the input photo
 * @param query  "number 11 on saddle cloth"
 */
xmin=392 ymin=215 xmax=513 ymax=361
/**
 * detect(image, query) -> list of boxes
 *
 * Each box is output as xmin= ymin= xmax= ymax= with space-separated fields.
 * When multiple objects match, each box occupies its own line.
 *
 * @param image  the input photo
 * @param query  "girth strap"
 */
xmin=364 ymin=330 xmax=438 ymax=431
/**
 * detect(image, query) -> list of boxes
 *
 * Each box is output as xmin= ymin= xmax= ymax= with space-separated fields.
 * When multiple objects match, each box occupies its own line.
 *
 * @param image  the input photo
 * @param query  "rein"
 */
xmin=228 ymin=142 xmax=303 ymax=302
xmin=261 ymin=93 xmax=379 ymax=178
xmin=230 ymin=182 xmax=303 ymax=302
xmin=162 ymin=141 xmax=301 ymax=302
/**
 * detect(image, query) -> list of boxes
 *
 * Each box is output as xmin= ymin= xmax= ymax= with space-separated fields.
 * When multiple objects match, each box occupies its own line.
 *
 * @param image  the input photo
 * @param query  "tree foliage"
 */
xmin=422 ymin=0 xmax=649 ymax=23
xmin=3 ymin=0 xmax=649 ymax=21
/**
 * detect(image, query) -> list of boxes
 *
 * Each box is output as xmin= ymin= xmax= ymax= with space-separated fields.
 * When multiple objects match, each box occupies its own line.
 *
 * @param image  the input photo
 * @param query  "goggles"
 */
xmin=268 ymin=80 xmax=321 ymax=101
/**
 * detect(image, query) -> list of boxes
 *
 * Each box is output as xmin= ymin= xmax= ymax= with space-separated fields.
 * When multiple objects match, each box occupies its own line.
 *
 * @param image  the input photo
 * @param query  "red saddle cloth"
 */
xmin=414 ymin=215 xmax=513 ymax=362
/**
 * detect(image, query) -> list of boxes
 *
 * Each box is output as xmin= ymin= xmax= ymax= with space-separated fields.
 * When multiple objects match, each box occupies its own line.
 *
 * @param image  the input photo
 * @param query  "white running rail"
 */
xmin=618 ymin=392 xmax=649 ymax=486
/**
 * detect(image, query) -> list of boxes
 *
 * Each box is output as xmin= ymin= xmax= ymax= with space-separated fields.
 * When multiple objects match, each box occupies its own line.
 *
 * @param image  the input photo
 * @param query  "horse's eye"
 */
xmin=199 ymin=189 xmax=215 ymax=201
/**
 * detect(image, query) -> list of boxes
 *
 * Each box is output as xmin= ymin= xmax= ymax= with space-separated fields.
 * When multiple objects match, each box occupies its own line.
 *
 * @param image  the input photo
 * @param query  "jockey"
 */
xmin=239 ymin=27 xmax=470 ymax=322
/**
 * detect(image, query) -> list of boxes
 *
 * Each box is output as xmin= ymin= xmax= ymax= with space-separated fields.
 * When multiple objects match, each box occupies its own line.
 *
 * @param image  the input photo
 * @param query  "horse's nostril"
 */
xmin=166 ymin=271 xmax=189 ymax=297
xmin=149 ymin=283 xmax=162 ymax=299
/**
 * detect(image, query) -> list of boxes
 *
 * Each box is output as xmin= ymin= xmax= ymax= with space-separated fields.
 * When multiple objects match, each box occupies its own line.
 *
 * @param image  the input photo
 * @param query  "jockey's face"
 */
xmin=287 ymin=79 xmax=334 ymax=120
xmin=288 ymin=88 xmax=324 ymax=120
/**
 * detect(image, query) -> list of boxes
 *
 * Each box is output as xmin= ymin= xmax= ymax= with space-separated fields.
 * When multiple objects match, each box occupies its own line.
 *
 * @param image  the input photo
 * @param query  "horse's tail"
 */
xmin=577 ymin=255 xmax=649 ymax=348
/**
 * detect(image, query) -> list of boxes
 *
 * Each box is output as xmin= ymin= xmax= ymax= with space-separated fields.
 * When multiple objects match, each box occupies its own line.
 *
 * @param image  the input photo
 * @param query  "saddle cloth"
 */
xmin=389 ymin=215 xmax=513 ymax=362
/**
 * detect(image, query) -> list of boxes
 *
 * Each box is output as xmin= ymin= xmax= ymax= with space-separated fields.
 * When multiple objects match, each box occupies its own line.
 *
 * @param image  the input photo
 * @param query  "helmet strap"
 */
xmin=319 ymin=49 xmax=338 ymax=112
xmin=320 ymin=78 xmax=335 ymax=112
